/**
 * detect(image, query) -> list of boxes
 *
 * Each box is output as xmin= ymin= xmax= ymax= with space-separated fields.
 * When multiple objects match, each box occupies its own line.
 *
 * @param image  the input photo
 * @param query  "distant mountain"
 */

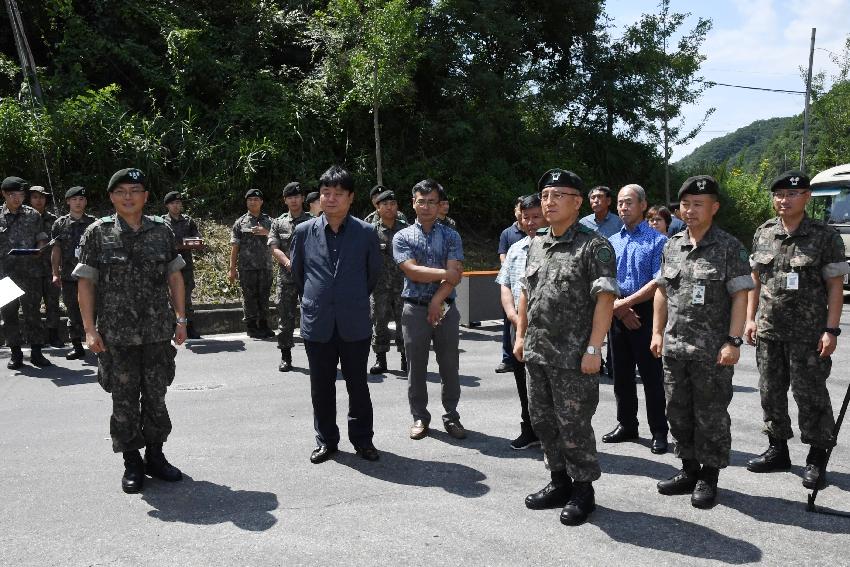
xmin=675 ymin=116 xmax=795 ymax=172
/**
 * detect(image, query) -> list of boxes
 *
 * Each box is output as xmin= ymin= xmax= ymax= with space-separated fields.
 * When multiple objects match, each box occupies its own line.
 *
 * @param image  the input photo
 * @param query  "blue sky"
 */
xmin=604 ymin=0 xmax=850 ymax=161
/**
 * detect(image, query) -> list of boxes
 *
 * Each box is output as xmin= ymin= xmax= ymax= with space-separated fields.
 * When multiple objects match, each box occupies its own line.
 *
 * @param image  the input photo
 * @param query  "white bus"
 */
xmin=809 ymin=164 xmax=850 ymax=289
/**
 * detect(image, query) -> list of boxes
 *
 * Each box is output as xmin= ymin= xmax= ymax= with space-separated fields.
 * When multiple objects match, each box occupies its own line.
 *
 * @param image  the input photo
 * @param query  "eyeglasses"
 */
xmin=414 ymin=199 xmax=439 ymax=207
xmin=540 ymin=190 xmax=581 ymax=201
xmin=112 ymin=189 xmax=146 ymax=198
xmin=773 ymin=190 xmax=809 ymax=200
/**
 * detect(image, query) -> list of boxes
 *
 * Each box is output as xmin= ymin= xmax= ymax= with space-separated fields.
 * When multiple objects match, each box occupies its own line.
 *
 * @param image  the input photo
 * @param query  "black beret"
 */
xmin=678 ymin=175 xmax=719 ymax=199
xmin=375 ymin=190 xmax=396 ymax=204
xmin=304 ymin=191 xmax=319 ymax=205
xmin=65 ymin=186 xmax=86 ymax=199
xmin=163 ymin=191 xmax=181 ymax=204
xmin=2 ymin=176 xmax=28 ymax=192
xmin=29 ymin=185 xmax=50 ymax=196
xmin=245 ymin=188 xmax=264 ymax=199
xmin=369 ymin=185 xmax=386 ymax=199
xmin=537 ymin=169 xmax=584 ymax=192
xmin=769 ymin=170 xmax=810 ymax=191
xmin=107 ymin=168 xmax=145 ymax=192
xmin=282 ymin=182 xmax=302 ymax=197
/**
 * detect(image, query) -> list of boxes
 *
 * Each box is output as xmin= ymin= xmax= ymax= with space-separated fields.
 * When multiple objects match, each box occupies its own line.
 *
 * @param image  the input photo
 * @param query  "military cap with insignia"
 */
xmin=678 ymin=175 xmax=719 ymax=199
xmin=282 ymin=182 xmax=302 ymax=198
xmin=537 ymin=168 xmax=584 ymax=192
xmin=769 ymin=170 xmax=810 ymax=192
xmin=107 ymin=168 xmax=146 ymax=192
xmin=65 ymin=186 xmax=86 ymax=199
xmin=29 ymin=185 xmax=50 ymax=196
xmin=375 ymin=190 xmax=396 ymax=204
xmin=163 ymin=191 xmax=181 ymax=204
xmin=244 ymin=188 xmax=264 ymax=199
xmin=370 ymin=185 xmax=386 ymax=199
xmin=2 ymin=176 xmax=28 ymax=192
xmin=304 ymin=191 xmax=319 ymax=205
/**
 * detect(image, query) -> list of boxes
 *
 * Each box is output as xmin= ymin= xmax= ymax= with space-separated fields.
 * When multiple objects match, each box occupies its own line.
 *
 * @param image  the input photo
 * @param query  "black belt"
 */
xmin=403 ymin=297 xmax=454 ymax=307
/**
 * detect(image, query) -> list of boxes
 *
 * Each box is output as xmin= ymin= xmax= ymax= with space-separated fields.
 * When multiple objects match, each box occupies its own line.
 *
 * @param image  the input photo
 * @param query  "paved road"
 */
xmin=2 ymin=309 xmax=849 ymax=566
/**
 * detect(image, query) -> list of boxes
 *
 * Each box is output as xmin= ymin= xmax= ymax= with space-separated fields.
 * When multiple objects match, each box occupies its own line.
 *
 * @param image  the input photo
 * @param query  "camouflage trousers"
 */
xmin=97 ymin=341 xmax=177 ymax=453
xmin=756 ymin=337 xmax=835 ymax=448
xmin=60 ymin=279 xmax=84 ymax=341
xmin=370 ymin=291 xmax=404 ymax=355
xmin=525 ymin=363 xmax=601 ymax=482
xmin=663 ymin=357 xmax=733 ymax=468
xmin=38 ymin=275 xmax=61 ymax=328
xmin=239 ymin=269 xmax=272 ymax=324
xmin=276 ymin=282 xmax=299 ymax=349
xmin=0 ymin=275 xmax=45 ymax=346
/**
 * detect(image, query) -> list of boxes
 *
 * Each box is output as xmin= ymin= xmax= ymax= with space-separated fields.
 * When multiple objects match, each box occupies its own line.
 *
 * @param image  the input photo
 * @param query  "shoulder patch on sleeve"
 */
xmin=739 ymin=247 xmax=749 ymax=262
xmin=596 ymin=246 xmax=613 ymax=263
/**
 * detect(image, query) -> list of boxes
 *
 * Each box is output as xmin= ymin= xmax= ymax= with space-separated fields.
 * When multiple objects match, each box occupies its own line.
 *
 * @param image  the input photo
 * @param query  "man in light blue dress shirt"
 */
xmin=579 ymin=186 xmax=624 ymax=238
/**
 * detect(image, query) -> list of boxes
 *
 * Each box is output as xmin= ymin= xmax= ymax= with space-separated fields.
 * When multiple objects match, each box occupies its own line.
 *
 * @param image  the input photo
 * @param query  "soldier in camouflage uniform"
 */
xmin=268 ymin=182 xmax=312 ymax=371
xmin=0 ymin=176 xmax=51 ymax=369
xmin=369 ymin=190 xmax=408 ymax=375
xmin=514 ymin=169 xmax=618 ymax=527
xmin=74 ymin=168 xmax=187 ymax=494
xmin=51 ymin=186 xmax=96 ymax=359
xmin=229 ymin=188 xmax=274 ymax=338
xmin=28 ymin=186 xmax=64 ymax=348
xmin=650 ymin=175 xmax=753 ymax=509
xmin=364 ymin=184 xmax=408 ymax=225
xmin=436 ymin=188 xmax=457 ymax=229
xmin=744 ymin=171 xmax=848 ymax=490
xmin=163 ymin=191 xmax=204 ymax=339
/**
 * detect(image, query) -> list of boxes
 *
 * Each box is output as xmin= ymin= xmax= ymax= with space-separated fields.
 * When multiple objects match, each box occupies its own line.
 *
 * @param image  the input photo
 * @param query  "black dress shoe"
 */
xmin=310 ymin=444 xmax=338 ymax=464
xmin=651 ymin=435 xmax=669 ymax=454
xmin=355 ymin=445 xmax=380 ymax=461
xmin=602 ymin=424 xmax=639 ymax=443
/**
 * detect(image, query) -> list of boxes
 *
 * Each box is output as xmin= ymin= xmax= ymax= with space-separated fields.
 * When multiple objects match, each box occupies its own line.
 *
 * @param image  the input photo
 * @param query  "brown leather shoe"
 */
xmin=410 ymin=420 xmax=429 ymax=440
xmin=445 ymin=419 xmax=467 ymax=439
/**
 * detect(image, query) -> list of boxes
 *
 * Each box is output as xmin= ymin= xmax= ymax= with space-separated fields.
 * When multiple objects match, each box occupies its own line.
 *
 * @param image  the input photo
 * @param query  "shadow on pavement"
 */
xmin=593 ymin=505 xmax=762 ymax=564
xmin=598 ymin=451 xmax=679 ymax=480
xmin=142 ymin=474 xmax=278 ymax=531
xmin=335 ymin=449 xmax=489 ymax=498
xmin=427 ymin=428 xmax=544 ymax=461
xmin=733 ymin=384 xmax=758 ymax=393
xmin=721 ymin=487 xmax=850 ymax=534
xmin=184 ymin=339 xmax=247 ymax=355
xmin=425 ymin=371 xmax=481 ymax=388
xmin=13 ymin=364 xmax=97 ymax=386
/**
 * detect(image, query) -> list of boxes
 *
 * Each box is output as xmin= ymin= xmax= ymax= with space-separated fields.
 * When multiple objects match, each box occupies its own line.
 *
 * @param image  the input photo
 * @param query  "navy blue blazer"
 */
xmin=291 ymin=213 xmax=382 ymax=343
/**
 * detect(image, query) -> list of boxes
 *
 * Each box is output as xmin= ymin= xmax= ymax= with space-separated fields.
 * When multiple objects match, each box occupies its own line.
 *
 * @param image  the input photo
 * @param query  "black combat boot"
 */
xmin=65 ymin=340 xmax=86 ymax=360
xmin=560 ymin=481 xmax=596 ymax=525
xmin=657 ymin=458 xmax=700 ymax=495
xmin=525 ymin=470 xmax=572 ymax=510
xmin=370 ymin=353 xmax=387 ymax=375
xmin=122 ymin=450 xmax=145 ymax=494
xmin=144 ymin=444 xmax=183 ymax=482
xmin=400 ymin=351 xmax=408 ymax=373
xmin=746 ymin=436 xmax=791 ymax=472
xmin=185 ymin=322 xmax=202 ymax=340
xmin=802 ymin=446 xmax=828 ymax=489
xmin=29 ymin=345 xmax=52 ymax=367
xmin=691 ymin=466 xmax=719 ymax=509
xmin=279 ymin=349 xmax=292 ymax=372
xmin=48 ymin=328 xmax=64 ymax=348
xmin=246 ymin=321 xmax=261 ymax=338
xmin=7 ymin=346 xmax=23 ymax=370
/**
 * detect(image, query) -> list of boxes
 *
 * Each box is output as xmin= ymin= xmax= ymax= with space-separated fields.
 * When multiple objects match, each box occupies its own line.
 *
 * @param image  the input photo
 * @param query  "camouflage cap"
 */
xmin=107 ymin=168 xmax=145 ymax=192
xmin=769 ymin=170 xmax=810 ymax=192
xmin=245 ymin=188 xmax=264 ymax=200
xmin=537 ymin=169 xmax=584 ymax=192
xmin=1 ymin=176 xmax=28 ymax=192
xmin=282 ymin=182 xmax=302 ymax=197
xmin=65 ymin=186 xmax=86 ymax=199
xmin=678 ymin=175 xmax=719 ymax=199
xmin=163 ymin=191 xmax=181 ymax=204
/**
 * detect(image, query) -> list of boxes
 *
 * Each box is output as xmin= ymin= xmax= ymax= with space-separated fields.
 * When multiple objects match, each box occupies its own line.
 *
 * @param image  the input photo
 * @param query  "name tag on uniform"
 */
xmin=692 ymin=284 xmax=706 ymax=305
xmin=786 ymin=272 xmax=799 ymax=290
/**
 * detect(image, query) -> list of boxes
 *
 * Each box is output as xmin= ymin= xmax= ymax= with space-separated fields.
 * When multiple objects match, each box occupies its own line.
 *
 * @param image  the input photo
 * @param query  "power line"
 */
xmin=700 ymin=80 xmax=805 ymax=95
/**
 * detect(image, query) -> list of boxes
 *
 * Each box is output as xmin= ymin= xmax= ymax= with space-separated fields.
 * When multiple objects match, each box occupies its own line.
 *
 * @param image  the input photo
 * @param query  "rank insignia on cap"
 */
xmin=769 ymin=170 xmax=810 ymax=192
xmin=790 ymin=176 xmax=799 ymax=186
xmin=129 ymin=169 xmax=141 ymax=180
xmin=551 ymin=171 xmax=561 ymax=181
xmin=696 ymin=180 xmax=707 ymax=191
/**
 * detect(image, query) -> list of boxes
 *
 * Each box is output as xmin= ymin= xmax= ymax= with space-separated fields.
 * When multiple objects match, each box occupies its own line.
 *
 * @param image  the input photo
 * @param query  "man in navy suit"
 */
xmin=291 ymin=165 xmax=383 ymax=464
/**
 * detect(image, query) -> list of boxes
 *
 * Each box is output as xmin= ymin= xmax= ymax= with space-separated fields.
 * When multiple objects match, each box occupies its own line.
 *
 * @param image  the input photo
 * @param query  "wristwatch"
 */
xmin=176 ymin=317 xmax=189 ymax=325
xmin=824 ymin=327 xmax=842 ymax=336
xmin=585 ymin=345 xmax=600 ymax=355
xmin=726 ymin=336 xmax=743 ymax=347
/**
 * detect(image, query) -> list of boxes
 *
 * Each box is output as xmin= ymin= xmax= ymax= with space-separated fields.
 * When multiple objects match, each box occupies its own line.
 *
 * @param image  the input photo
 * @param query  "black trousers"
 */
xmin=610 ymin=299 xmax=668 ymax=436
xmin=513 ymin=362 xmax=531 ymax=427
xmin=304 ymin=327 xmax=374 ymax=448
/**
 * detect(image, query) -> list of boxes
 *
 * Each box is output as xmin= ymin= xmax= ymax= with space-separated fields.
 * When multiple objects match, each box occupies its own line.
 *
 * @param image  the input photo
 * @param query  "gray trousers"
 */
xmin=401 ymin=301 xmax=461 ymax=424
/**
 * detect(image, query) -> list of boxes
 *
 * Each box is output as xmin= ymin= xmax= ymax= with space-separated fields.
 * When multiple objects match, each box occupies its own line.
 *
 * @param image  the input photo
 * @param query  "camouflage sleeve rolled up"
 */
xmin=267 ymin=217 xmax=283 ymax=248
xmin=72 ymin=222 xmax=103 ymax=282
xmin=230 ymin=217 xmax=241 ymax=245
xmin=725 ymin=238 xmax=755 ymax=295
xmin=586 ymin=237 xmax=620 ymax=299
xmin=822 ymin=230 xmax=849 ymax=279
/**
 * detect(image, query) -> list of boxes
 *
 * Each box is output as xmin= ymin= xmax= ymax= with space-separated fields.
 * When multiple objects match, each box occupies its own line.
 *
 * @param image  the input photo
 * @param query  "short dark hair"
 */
xmin=515 ymin=196 xmax=524 ymax=206
xmin=519 ymin=194 xmax=541 ymax=211
xmin=588 ymin=185 xmax=612 ymax=198
xmin=411 ymin=178 xmax=443 ymax=198
xmin=647 ymin=205 xmax=672 ymax=226
xmin=318 ymin=165 xmax=354 ymax=193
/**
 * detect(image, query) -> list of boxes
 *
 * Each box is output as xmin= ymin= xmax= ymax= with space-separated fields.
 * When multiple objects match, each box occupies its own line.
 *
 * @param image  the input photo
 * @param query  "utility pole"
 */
xmin=5 ymin=0 xmax=43 ymax=103
xmin=372 ymin=62 xmax=383 ymax=187
xmin=800 ymin=27 xmax=816 ymax=172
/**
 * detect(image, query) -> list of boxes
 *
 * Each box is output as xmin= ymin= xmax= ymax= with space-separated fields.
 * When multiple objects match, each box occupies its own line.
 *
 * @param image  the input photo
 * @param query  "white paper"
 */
xmin=0 ymin=277 xmax=25 ymax=308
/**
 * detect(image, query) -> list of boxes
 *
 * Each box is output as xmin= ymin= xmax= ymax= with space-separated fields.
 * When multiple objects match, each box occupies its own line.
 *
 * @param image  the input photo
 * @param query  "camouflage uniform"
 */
xmin=656 ymin=224 xmax=753 ymax=467
xmin=163 ymin=213 xmax=201 ymax=316
xmin=230 ymin=212 xmax=273 ymax=325
xmin=750 ymin=215 xmax=849 ymax=448
xmin=38 ymin=210 xmax=62 ymax=331
xmin=0 ymin=203 xmax=48 ymax=346
xmin=437 ymin=216 xmax=457 ymax=229
xmin=72 ymin=215 xmax=185 ymax=453
xmin=364 ymin=209 xmax=408 ymax=225
xmin=268 ymin=210 xmax=312 ymax=348
xmin=51 ymin=212 xmax=96 ymax=340
xmin=521 ymin=223 xmax=619 ymax=482
xmin=371 ymin=216 xmax=408 ymax=355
